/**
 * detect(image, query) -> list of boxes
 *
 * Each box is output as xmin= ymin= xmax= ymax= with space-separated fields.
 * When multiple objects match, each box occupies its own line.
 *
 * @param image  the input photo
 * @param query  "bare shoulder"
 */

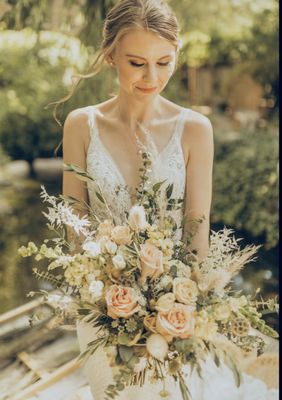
xmin=63 ymin=106 xmax=94 ymax=152
xmin=64 ymin=106 xmax=92 ymax=135
xmin=181 ymin=108 xmax=213 ymax=165
xmin=183 ymin=108 xmax=213 ymax=141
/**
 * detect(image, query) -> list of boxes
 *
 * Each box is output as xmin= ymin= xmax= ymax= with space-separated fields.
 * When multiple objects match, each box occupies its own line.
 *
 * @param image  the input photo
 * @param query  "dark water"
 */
xmin=0 ymin=176 xmax=278 ymax=330
xmin=0 ymin=177 xmax=62 ymax=314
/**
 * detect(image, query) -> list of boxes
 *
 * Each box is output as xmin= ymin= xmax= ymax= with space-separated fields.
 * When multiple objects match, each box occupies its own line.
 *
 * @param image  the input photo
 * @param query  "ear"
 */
xmin=106 ymin=53 xmax=116 ymax=67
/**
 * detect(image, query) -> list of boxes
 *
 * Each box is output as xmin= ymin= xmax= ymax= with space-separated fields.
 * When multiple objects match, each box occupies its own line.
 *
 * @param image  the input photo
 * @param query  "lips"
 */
xmin=136 ymin=87 xmax=157 ymax=93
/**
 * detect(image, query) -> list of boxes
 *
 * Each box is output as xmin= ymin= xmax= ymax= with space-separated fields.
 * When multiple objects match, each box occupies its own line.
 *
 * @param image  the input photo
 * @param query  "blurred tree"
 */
xmin=0 ymin=29 xmax=88 ymax=175
xmin=171 ymin=0 xmax=278 ymax=107
xmin=0 ymin=28 xmax=117 ymax=173
xmin=212 ymin=126 xmax=279 ymax=249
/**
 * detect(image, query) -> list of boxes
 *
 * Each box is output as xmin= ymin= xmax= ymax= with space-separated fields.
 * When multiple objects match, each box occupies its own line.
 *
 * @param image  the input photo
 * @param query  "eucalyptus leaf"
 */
xmin=118 ymin=345 xmax=134 ymax=362
xmin=117 ymin=333 xmax=131 ymax=345
xmin=152 ymin=180 xmax=167 ymax=193
xmin=166 ymin=183 xmax=174 ymax=199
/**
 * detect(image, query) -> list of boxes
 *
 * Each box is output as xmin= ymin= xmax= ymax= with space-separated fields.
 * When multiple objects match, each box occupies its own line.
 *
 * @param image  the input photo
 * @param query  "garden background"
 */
xmin=0 ymin=0 xmax=278 ymax=332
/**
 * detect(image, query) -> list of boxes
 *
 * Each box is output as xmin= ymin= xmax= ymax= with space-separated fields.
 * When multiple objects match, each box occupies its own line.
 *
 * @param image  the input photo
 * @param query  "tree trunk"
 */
xmin=28 ymin=160 xmax=36 ymax=179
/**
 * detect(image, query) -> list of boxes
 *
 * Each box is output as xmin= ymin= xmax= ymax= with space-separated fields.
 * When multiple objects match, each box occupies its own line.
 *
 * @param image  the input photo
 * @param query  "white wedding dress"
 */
xmin=76 ymin=105 xmax=279 ymax=400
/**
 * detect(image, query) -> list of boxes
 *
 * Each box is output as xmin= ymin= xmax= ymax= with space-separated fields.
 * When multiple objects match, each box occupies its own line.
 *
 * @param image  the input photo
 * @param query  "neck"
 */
xmin=114 ymin=90 xmax=161 ymax=130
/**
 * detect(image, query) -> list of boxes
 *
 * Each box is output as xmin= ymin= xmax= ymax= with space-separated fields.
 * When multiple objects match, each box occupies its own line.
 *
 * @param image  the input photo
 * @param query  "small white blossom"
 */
xmin=82 ymin=241 xmax=101 ymax=257
xmin=48 ymin=294 xmax=73 ymax=309
xmin=89 ymin=280 xmax=104 ymax=298
xmin=112 ymin=254 xmax=126 ymax=270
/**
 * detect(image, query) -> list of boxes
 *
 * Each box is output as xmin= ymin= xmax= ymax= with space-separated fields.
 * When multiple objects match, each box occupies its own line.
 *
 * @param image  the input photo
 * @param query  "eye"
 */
xmin=157 ymin=62 xmax=171 ymax=67
xmin=129 ymin=61 xmax=144 ymax=67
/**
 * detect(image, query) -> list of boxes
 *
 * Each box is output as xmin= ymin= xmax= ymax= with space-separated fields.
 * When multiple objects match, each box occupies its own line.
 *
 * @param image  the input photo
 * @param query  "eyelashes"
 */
xmin=129 ymin=61 xmax=171 ymax=68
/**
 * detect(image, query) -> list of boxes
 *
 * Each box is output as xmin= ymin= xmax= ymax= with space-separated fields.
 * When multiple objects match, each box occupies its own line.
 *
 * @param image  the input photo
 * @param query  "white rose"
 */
xmin=112 ymin=254 xmax=126 ymax=270
xmin=89 ymin=280 xmax=104 ymax=299
xmin=128 ymin=205 xmax=148 ymax=232
xmin=146 ymin=333 xmax=168 ymax=361
xmin=82 ymin=241 xmax=101 ymax=257
xmin=155 ymin=293 xmax=175 ymax=313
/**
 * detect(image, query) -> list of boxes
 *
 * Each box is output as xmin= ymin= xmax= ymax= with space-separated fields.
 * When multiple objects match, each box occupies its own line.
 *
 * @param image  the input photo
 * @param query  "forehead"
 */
xmin=116 ymin=28 xmax=176 ymax=58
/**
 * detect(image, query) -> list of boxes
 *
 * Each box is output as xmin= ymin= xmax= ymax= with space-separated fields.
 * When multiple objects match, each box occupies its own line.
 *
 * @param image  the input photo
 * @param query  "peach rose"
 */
xmin=128 ymin=205 xmax=148 ymax=232
xmin=139 ymin=242 xmax=164 ymax=284
xmin=156 ymin=303 xmax=195 ymax=341
xmin=111 ymin=225 xmax=132 ymax=245
xmin=106 ymin=285 xmax=141 ymax=319
xmin=97 ymin=220 xmax=114 ymax=237
xmin=173 ymin=278 xmax=198 ymax=305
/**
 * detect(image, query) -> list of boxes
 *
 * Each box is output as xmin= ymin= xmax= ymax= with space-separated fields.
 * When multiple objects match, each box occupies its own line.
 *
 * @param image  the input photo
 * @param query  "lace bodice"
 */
xmin=86 ymin=105 xmax=187 ymax=235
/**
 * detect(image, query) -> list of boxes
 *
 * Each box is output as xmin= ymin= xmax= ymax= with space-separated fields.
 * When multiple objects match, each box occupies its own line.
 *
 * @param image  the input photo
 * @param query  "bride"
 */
xmin=60 ymin=0 xmax=278 ymax=399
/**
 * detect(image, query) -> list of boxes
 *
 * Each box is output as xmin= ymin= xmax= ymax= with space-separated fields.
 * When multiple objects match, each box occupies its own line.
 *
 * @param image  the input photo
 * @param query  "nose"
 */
xmin=143 ymin=64 xmax=158 ymax=84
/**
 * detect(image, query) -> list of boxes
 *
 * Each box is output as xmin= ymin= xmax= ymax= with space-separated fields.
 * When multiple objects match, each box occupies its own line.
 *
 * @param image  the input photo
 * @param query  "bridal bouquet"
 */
xmin=19 ymin=151 xmax=278 ymax=400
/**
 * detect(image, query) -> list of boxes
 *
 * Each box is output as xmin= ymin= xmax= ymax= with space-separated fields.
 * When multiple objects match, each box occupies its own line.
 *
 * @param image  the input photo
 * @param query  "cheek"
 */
xmin=118 ymin=65 xmax=142 ymax=84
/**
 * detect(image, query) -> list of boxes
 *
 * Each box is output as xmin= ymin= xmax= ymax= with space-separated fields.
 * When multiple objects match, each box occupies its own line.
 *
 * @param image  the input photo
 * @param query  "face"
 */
xmin=110 ymin=28 xmax=177 ymax=98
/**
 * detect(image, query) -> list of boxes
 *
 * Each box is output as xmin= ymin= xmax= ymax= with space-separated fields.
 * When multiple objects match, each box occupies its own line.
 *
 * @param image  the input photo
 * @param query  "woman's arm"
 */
xmin=62 ymin=108 xmax=90 ymax=250
xmin=182 ymin=113 xmax=214 ymax=263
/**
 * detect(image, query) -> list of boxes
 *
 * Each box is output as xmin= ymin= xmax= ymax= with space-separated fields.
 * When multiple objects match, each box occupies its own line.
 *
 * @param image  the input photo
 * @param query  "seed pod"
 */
xmin=231 ymin=317 xmax=251 ymax=337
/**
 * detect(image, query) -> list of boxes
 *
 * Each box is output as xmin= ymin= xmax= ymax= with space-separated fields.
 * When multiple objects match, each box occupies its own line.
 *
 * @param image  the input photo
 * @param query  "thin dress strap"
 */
xmin=87 ymin=105 xmax=98 ymax=140
xmin=174 ymin=107 xmax=187 ymax=141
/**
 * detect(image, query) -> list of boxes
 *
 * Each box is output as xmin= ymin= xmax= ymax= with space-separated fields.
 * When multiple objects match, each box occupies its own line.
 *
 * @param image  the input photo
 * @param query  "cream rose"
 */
xmin=106 ymin=285 xmax=141 ymax=319
xmin=139 ymin=242 xmax=164 ymax=284
xmin=128 ymin=205 xmax=148 ymax=231
xmin=111 ymin=225 xmax=132 ymax=245
xmin=97 ymin=219 xmax=114 ymax=237
xmin=155 ymin=293 xmax=175 ymax=313
xmin=156 ymin=303 xmax=195 ymax=341
xmin=173 ymin=278 xmax=198 ymax=305
xmin=146 ymin=333 xmax=168 ymax=361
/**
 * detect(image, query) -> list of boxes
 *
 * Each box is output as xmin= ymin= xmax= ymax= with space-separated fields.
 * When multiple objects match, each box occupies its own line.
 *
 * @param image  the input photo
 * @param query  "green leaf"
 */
xmin=117 ymin=333 xmax=131 ymax=345
xmin=152 ymin=180 xmax=167 ymax=193
xmin=118 ymin=345 xmax=134 ymax=362
xmin=96 ymin=191 xmax=105 ymax=204
xmin=166 ymin=183 xmax=174 ymax=199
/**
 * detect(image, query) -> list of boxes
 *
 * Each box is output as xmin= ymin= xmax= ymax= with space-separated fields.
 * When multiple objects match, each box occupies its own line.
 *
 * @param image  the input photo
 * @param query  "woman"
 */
xmin=61 ymin=0 xmax=278 ymax=399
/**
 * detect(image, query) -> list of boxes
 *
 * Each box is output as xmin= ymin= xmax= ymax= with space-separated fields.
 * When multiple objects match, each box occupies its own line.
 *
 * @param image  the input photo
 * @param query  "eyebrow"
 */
xmin=125 ymin=54 xmax=172 ymax=60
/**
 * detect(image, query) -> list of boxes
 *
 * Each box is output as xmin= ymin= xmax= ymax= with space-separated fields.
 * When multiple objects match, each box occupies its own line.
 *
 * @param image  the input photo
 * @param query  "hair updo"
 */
xmin=102 ymin=0 xmax=179 ymax=54
xmin=52 ymin=0 xmax=180 ymax=125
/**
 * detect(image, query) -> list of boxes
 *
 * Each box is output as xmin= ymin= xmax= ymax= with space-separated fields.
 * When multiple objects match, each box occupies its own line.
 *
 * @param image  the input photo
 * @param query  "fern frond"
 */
xmin=32 ymin=267 xmax=65 ymax=289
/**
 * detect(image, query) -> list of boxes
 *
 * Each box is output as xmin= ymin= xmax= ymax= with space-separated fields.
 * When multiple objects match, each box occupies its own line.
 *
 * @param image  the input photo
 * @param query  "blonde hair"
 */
xmin=52 ymin=0 xmax=180 ymax=129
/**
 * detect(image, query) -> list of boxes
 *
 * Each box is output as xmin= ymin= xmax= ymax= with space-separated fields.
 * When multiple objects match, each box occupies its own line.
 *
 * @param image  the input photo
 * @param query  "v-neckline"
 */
xmin=91 ymin=106 xmax=185 ymax=191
